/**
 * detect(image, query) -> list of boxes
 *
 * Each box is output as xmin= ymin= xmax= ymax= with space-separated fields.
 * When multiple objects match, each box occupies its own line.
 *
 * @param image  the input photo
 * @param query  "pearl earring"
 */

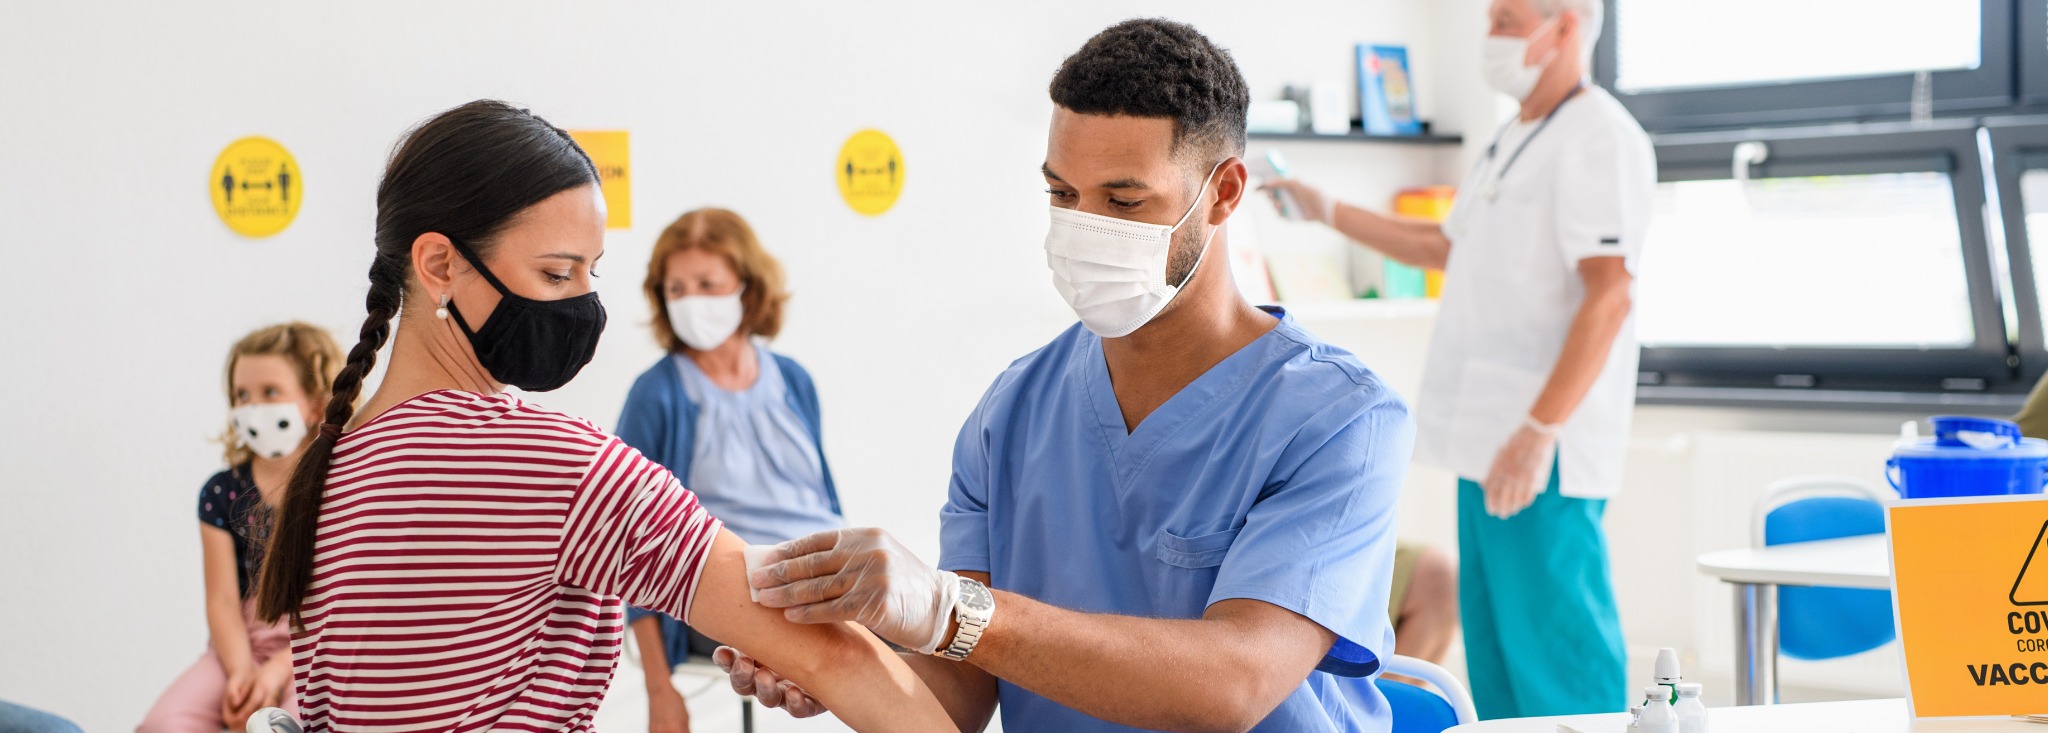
xmin=435 ymin=295 xmax=450 ymax=320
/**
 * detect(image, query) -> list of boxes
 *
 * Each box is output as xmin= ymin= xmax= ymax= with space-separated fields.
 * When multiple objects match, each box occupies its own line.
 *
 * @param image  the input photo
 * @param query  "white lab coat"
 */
xmin=1413 ymin=86 xmax=1656 ymax=500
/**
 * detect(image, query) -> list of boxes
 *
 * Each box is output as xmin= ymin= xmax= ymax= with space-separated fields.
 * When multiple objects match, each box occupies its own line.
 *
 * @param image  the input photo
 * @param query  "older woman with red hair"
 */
xmin=617 ymin=208 xmax=844 ymax=733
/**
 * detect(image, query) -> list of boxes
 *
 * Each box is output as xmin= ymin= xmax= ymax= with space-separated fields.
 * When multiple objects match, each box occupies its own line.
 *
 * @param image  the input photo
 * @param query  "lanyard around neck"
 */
xmin=1480 ymin=83 xmax=1585 ymax=201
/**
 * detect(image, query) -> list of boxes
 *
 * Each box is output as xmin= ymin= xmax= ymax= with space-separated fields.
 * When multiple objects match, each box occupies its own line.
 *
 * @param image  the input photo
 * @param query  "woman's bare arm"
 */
xmin=684 ymin=530 xmax=958 ymax=732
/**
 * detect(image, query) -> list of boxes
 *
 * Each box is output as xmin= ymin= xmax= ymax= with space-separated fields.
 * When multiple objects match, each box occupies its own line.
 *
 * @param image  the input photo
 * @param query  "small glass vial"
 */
xmin=1675 ymin=683 xmax=1707 ymax=733
xmin=1639 ymin=686 xmax=1680 ymax=733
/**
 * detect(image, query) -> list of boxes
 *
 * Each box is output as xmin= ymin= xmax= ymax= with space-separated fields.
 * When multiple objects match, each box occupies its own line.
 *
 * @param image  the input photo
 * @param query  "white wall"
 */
xmin=0 ymin=2 xmax=1474 ymax=730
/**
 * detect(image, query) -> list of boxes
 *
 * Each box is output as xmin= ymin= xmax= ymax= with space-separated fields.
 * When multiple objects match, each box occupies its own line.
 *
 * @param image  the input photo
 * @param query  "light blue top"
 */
xmin=617 ymin=344 xmax=842 ymax=628
xmin=939 ymin=307 xmax=1413 ymax=733
xmin=674 ymin=343 xmax=842 ymax=543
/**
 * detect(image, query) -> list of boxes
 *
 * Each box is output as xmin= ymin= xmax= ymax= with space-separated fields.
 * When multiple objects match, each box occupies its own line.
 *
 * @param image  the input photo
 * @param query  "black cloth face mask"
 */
xmin=444 ymin=237 xmax=606 ymax=392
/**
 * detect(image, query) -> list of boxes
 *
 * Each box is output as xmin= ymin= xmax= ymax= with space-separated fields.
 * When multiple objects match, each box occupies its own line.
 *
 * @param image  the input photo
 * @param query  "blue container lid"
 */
xmin=1931 ymin=416 xmax=2021 ymax=446
xmin=1896 ymin=416 xmax=2048 ymax=460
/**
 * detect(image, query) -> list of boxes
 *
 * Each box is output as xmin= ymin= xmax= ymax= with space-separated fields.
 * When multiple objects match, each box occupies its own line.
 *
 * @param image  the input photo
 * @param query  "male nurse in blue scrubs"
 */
xmin=724 ymin=18 xmax=1415 ymax=733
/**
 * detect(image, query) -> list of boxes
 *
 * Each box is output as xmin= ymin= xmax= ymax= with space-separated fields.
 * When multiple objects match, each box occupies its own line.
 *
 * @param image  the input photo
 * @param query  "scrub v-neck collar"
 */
xmin=1078 ymin=307 xmax=1289 ymax=492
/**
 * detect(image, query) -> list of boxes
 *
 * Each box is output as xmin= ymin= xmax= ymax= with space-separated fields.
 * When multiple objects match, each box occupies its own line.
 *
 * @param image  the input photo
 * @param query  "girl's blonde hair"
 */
xmin=218 ymin=322 xmax=344 ymax=466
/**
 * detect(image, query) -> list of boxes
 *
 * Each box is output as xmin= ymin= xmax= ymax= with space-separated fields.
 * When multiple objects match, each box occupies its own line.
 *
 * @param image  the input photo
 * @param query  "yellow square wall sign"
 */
xmin=569 ymin=130 xmax=630 ymax=229
xmin=1887 ymin=494 xmax=2048 ymax=717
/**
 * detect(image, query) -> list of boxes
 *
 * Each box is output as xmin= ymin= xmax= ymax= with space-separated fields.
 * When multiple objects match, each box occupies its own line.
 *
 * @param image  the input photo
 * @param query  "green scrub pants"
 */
xmin=1457 ymin=459 xmax=1627 ymax=719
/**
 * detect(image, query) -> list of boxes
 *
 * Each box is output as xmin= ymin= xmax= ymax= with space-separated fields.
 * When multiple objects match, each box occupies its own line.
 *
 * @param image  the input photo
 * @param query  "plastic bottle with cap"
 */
xmin=1625 ymin=705 xmax=1643 ymax=733
xmin=1638 ymin=686 xmax=1679 ymax=733
xmin=1653 ymin=647 xmax=1683 ymax=704
xmin=1675 ymin=683 xmax=1707 ymax=733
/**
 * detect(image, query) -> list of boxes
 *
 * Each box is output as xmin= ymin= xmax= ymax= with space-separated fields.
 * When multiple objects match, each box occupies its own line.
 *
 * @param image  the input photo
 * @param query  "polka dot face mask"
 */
xmin=232 ymin=402 xmax=308 ymax=459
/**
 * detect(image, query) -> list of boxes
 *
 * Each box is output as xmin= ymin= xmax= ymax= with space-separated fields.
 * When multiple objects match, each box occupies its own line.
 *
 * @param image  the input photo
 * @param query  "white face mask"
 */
xmin=1482 ymin=19 xmax=1557 ymax=100
xmin=232 ymin=402 xmax=308 ymax=460
xmin=1045 ymin=162 xmax=1222 ymax=338
xmin=667 ymin=286 xmax=746 ymax=351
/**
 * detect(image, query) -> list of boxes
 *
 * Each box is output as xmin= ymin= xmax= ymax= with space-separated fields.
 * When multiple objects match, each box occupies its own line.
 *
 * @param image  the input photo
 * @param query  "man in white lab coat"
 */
xmin=1265 ymin=0 xmax=1654 ymax=718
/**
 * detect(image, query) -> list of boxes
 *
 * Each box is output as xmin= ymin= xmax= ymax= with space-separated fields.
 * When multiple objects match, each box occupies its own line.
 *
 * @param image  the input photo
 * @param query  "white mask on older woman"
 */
xmin=667 ymin=286 xmax=745 ymax=351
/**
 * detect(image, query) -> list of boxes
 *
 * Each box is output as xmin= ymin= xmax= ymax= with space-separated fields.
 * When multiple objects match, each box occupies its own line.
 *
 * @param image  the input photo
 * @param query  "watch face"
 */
xmin=960 ymin=580 xmax=995 ymax=613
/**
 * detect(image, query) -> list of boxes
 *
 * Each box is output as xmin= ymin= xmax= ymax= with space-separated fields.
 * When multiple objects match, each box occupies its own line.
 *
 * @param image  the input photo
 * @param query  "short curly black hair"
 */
xmin=1050 ymin=18 xmax=1249 ymax=166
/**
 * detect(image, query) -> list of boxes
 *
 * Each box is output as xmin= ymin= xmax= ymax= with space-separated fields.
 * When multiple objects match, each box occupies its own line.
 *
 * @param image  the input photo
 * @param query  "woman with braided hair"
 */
xmin=249 ymin=100 xmax=955 ymax=733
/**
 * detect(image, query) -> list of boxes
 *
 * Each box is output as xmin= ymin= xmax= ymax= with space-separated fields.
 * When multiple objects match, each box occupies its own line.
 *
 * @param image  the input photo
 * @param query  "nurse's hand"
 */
xmin=748 ymin=528 xmax=962 ymax=655
xmin=1482 ymin=422 xmax=1558 ymax=519
xmin=1258 ymin=178 xmax=1336 ymax=224
xmin=713 ymin=646 xmax=829 ymax=718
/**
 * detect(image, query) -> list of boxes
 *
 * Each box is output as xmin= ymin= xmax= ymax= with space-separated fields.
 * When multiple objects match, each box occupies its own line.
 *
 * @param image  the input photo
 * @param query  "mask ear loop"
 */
xmin=1522 ymin=17 xmax=1561 ymax=70
xmin=439 ymin=237 xmax=507 ymax=338
xmin=1168 ymin=159 xmax=1229 ymax=291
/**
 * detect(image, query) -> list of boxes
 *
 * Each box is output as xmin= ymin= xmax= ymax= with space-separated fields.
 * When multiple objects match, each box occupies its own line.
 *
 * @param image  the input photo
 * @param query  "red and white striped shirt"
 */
xmin=293 ymin=389 xmax=722 ymax=731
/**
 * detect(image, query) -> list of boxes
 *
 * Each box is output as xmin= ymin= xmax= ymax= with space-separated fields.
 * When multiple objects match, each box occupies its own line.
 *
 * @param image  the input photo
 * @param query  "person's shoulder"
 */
xmin=1569 ymin=87 xmax=1651 ymax=146
xmin=202 ymin=466 xmax=241 ymax=489
xmin=980 ymin=322 xmax=1092 ymax=404
xmin=377 ymin=389 xmax=612 ymax=447
xmin=626 ymin=355 xmax=681 ymax=396
xmin=1264 ymin=314 xmax=1409 ymax=412
xmin=768 ymin=350 xmax=816 ymax=387
xmin=198 ymin=466 xmax=246 ymax=502
xmin=495 ymin=393 xmax=608 ymax=436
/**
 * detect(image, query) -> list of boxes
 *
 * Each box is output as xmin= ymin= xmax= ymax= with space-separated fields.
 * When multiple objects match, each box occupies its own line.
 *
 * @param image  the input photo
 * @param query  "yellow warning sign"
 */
xmin=835 ymin=129 xmax=904 ymax=216
xmin=568 ymin=130 xmax=630 ymax=229
xmin=209 ymin=137 xmax=302 ymax=238
xmin=1888 ymin=494 xmax=2048 ymax=717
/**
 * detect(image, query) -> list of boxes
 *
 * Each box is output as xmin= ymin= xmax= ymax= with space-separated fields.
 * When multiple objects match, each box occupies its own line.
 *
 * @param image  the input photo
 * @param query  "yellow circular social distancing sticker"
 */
xmin=836 ymin=129 xmax=904 ymax=216
xmin=210 ymin=136 xmax=302 ymax=238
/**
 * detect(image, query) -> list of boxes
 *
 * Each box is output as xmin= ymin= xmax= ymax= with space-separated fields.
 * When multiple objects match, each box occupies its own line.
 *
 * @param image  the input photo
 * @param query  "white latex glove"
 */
xmin=1481 ymin=419 xmax=1558 ymax=519
xmin=748 ymin=527 xmax=962 ymax=655
xmin=1257 ymin=177 xmax=1337 ymax=224
xmin=713 ymin=646 xmax=828 ymax=719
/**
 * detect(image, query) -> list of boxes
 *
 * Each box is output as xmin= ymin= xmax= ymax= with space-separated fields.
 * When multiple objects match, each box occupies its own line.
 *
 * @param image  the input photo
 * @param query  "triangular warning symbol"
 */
xmin=2015 ymin=521 xmax=2048 ymax=606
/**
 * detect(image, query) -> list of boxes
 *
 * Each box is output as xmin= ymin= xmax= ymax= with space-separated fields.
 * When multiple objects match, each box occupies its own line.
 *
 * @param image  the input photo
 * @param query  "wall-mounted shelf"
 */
xmin=1274 ymin=298 xmax=1439 ymax=321
xmin=1248 ymin=131 xmax=1464 ymax=145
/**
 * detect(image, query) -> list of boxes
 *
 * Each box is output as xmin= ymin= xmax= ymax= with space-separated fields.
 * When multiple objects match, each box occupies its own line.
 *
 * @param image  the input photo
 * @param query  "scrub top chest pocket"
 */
xmin=1149 ymin=525 xmax=1242 ymax=617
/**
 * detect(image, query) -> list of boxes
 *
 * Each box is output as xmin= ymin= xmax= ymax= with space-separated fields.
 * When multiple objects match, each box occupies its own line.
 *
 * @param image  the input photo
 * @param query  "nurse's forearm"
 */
xmin=1529 ymin=260 xmax=1634 ymax=425
xmin=968 ymin=593 xmax=1332 ymax=733
xmin=902 ymin=651 xmax=1000 ymax=732
xmin=1330 ymin=201 xmax=1451 ymax=271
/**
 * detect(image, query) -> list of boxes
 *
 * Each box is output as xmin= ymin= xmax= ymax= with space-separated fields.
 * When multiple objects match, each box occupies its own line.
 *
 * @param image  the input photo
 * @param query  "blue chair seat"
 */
xmin=1376 ymin=677 xmax=1462 ymax=733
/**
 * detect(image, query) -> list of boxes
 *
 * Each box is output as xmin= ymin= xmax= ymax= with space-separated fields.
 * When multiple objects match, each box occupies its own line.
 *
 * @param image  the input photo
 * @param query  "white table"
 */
xmin=1446 ymin=698 xmax=2044 ymax=732
xmin=1695 ymin=535 xmax=1891 ymax=706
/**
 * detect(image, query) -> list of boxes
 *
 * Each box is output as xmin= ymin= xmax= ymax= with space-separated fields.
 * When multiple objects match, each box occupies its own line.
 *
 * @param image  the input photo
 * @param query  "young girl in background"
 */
xmin=137 ymin=322 xmax=341 ymax=733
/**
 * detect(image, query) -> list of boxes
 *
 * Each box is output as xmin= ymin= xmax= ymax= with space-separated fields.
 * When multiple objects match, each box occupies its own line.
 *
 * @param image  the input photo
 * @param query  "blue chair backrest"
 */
xmin=1764 ymin=495 xmax=1896 ymax=660
xmin=1376 ymin=677 xmax=1461 ymax=733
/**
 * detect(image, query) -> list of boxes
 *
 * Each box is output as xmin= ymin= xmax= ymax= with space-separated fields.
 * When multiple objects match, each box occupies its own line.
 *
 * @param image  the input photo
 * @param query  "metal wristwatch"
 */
xmin=937 ymin=577 xmax=995 ymax=661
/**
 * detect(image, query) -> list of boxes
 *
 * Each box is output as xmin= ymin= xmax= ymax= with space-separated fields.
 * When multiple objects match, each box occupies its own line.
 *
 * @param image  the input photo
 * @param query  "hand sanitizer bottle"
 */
xmin=1653 ymin=647 xmax=1683 ymax=704
xmin=1675 ymin=683 xmax=1707 ymax=733
xmin=1639 ymin=686 xmax=1679 ymax=733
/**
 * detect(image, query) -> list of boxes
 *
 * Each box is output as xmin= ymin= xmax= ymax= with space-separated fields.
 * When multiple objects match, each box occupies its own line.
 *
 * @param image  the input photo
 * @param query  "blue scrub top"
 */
xmin=940 ymin=307 xmax=1413 ymax=733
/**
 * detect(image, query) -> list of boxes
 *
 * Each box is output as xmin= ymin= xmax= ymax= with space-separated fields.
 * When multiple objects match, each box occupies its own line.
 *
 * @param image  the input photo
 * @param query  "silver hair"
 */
xmin=1529 ymin=0 xmax=1603 ymax=64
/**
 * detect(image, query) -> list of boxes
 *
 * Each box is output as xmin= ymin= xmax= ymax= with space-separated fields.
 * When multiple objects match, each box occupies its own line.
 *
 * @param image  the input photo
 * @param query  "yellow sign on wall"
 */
xmin=1888 ymin=494 xmax=2048 ymax=717
xmin=569 ymin=130 xmax=631 ymax=229
xmin=836 ymin=129 xmax=903 ymax=216
xmin=209 ymin=137 xmax=301 ymax=238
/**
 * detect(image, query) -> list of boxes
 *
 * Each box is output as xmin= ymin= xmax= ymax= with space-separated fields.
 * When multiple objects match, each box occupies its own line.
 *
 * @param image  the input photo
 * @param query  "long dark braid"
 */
xmin=253 ymin=253 xmax=401 ymax=625
xmin=252 ymin=100 xmax=597 ymax=626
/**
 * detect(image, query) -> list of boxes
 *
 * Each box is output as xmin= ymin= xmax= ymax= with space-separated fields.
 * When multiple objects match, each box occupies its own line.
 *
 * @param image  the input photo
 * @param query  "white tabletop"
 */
xmin=1694 ymin=534 xmax=1892 ymax=590
xmin=1445 ymin=698 xmax=2045 ymax=732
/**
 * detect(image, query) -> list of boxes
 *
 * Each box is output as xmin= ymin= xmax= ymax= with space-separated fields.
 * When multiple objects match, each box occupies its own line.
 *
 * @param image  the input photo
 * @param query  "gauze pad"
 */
xmin=743 ymin=545 xmax=775 ymax=602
